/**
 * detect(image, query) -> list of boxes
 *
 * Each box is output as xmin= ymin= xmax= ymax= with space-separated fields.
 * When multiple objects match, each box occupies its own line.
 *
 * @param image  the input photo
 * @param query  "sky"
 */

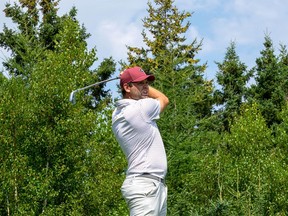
xmin=1 ymin=0 xmax=288 ymax=85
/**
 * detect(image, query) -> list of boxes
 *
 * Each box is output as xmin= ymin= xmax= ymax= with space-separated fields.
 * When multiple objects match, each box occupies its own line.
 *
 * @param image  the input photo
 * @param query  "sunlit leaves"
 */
xmin=0 ymin=2 xmax=122 ymax=214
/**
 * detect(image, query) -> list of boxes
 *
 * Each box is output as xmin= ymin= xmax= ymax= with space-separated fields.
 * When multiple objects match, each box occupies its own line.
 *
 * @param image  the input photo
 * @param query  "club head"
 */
xmin=69 ymin=91 xmax=76 ymax=104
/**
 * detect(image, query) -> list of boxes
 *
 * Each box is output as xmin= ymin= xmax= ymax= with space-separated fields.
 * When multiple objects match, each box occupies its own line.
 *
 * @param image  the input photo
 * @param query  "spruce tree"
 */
xmin=278 ymin=44 xmax=288 ymax=99
xmin=125 ymin=0 xmax=213 ymax=123
xmin=1 ymin=0 xmax=64 ymax=76
xmin=249 ymin=35 xmax=287 ymax=127
xmin=123 ymin=0 xmax=214 ymax=213
xmin=214 ymin=42 xmax=252 ymax=132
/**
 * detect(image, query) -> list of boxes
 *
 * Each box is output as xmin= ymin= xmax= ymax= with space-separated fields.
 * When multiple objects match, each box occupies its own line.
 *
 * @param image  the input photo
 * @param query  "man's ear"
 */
xmin=123 ymin=83 xmax=131 ymax=93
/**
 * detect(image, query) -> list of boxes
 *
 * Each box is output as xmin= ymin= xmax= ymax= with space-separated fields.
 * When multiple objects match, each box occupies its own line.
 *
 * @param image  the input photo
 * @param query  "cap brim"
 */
xmin=133 ymin=74 xmax=155 ymax=82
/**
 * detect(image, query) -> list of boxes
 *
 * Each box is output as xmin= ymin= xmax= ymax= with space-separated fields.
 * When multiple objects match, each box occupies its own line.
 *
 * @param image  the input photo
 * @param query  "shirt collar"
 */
xmin=116 ymin=99 xmax=137 ymax=109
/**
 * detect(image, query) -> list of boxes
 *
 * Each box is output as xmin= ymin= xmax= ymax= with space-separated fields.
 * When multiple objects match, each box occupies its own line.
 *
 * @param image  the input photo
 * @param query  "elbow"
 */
xmin=161 ymin=96 xmax=169 ymax=111
xmin=164 ymin=96 xmax=169 ymax=107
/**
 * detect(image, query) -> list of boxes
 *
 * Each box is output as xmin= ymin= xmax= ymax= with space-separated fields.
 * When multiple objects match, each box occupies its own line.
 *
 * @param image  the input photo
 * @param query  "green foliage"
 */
xmin=122 ymin=2 xmax=216 ymax=214
xmin=248 ymin=35 xmax=288 ymax=127
xmin=200 ymin=104 xmax=288 ymax=215
xmin=123 ymin=0 xmax=214 ymax=140
xmin=126 ymin=0 xmax=195 ymax=70
xmin=0 ymin=0 xmax=90 ymax=77
xmin=166 ymin=130 xmax=222 ymax=215
xmin=166 ymin=104 xmax=288 ymax=215
xmin=214 ymin=42 xmax=252 ymax=132
xmin=1 ymin=0 xmax=288 ymax=215
xmin=0 ymin=2 xmax=125 ymax=215
xmin=82 ymin=108 xmax=127 ymax=215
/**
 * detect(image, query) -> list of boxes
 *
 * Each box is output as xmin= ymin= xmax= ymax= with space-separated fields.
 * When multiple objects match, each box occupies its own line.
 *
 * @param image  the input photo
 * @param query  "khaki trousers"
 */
xmin=121 ymin=176 xmax=167 ymax=216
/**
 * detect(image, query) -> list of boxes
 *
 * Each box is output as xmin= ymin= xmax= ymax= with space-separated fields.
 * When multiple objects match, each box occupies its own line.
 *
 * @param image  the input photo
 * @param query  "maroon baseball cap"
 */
xmin=120 ymin=66 xmax=155 ymax=87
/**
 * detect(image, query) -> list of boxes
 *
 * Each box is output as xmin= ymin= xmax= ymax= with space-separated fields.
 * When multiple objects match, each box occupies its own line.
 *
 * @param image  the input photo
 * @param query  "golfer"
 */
xmin=112 ymin=66 xmax=169 ymax=216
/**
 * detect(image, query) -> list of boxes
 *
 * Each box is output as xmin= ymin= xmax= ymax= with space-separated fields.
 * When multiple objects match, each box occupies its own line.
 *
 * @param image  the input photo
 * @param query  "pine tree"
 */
xmin=214 ymin=42 xmax=252 ymax=132
xmin=249 ymin=35 xmax=287 ymax=127
xmin=125 ymin=0 xmax=213 ymax=121
xmin=123 ymin=0 xmax=214 ymax=213
xmin=1 ymin=0 xmax=63 ymax=76
xmin=278 ymin=44 xmax=288 ymax=99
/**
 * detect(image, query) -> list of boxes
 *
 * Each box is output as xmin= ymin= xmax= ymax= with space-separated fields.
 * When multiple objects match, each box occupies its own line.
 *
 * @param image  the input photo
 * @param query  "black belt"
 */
xmin=139 ymin=173 xmax=165 ymax=184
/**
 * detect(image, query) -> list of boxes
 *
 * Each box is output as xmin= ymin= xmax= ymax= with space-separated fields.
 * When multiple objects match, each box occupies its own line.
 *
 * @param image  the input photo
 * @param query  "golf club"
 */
xmin=69 ymin=77 xmax=119 ymax=104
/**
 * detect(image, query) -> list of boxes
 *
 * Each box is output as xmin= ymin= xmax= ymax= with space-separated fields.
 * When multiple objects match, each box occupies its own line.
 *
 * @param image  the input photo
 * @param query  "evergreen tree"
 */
xmin=125 ymin=0 xmax=213 ymax=124
xmin=123 ymin=0 xmax=213 ymax=214
xmin=278 ymin=44 xmax=288 ymax=99
xmin=249 ymin=35 xmax=288 ymax=127
xmin=214 ymin=42 xmax=252 ymax=132
xmin=0 ymin=0 xmax=114 ymax=108
xmin=1 ymin=0 xmax=64 ymax=76
xmin=217 ymin=104 xmax=286 ymax=215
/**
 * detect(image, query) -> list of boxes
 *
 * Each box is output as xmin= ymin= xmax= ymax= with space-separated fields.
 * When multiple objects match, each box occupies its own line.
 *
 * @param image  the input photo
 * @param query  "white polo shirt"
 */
xmin=112 ymin=98 xmax=167 ymax=179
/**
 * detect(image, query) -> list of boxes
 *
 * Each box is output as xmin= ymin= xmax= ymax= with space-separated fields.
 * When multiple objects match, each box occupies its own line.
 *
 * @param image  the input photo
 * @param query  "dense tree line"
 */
xmin=1 ymin=0 xmax=288 ymax=215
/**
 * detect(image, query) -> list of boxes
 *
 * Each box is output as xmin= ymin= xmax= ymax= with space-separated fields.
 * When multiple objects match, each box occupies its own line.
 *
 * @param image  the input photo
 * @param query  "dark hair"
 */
xmin=121 ymin=88 xmax=126 ymax=96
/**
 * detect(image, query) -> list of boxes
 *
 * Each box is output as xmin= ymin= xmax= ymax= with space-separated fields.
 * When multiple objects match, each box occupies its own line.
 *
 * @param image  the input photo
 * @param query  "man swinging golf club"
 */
xmin=112 ymin=66 xmax=169 ymax=216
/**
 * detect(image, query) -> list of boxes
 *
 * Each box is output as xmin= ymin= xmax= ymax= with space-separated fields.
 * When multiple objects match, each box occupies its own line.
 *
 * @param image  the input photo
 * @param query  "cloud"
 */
xmin=58 ymin=0 xmax=148 ymax=62
xmin=176 ymin=0 xmax=221 ymax=11
xmin=228 ymin=0 xmax=283 ymax=18
xmin=94 ymin=20 xmax=145 ymax=61
xmin=1 ymin=0 xmax=288 ymax=79
xmin=197 ymin=0 xmax=288 ymax=58
xmin=181 ymin=0 xmax=288 ymax=79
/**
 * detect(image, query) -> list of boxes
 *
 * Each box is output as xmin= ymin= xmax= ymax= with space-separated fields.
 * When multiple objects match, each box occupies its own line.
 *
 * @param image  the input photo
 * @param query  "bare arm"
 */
xmin=148 ymin=86 xmax=169 ymax=113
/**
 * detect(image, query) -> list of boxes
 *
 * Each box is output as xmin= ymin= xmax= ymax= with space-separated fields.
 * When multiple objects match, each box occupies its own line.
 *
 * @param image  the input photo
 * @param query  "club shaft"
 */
xmin=69 ymin=77 xmax=119 ymax=104
xmin=73 ymin=77 xmax=119 ymax=93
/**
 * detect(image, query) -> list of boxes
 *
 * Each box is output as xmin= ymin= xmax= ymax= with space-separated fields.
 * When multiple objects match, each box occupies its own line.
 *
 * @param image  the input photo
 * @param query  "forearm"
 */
xmin=148 ymin=86 xmax=169 ymax=112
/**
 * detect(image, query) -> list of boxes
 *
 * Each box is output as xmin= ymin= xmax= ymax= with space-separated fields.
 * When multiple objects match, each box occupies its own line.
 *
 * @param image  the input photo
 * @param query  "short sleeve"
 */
xmin=139 ymin=98 xmax=160 ymax=121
